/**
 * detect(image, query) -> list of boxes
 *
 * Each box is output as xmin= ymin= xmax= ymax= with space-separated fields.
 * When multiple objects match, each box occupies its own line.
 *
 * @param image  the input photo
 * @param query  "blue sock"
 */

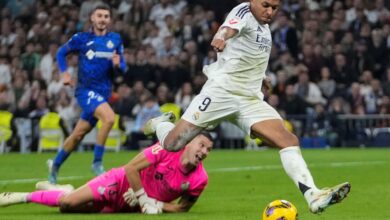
xmin=93 ymin=144 xmax=105 ymax=164
xmin=53 ymin=149 xmax=70 ymax=168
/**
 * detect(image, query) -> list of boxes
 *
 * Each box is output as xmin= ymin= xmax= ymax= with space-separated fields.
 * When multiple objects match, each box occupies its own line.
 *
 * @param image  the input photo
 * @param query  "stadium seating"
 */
xmin=0 ymin=111 xmax=13 ymax=154
xmin=38 ymin=112 xmax=64 ymax=153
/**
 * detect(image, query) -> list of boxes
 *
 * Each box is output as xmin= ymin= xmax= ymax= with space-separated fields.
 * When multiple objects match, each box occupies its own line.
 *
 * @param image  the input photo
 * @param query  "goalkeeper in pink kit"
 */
xmin=0 ymin=132 xmax=213 ymax=214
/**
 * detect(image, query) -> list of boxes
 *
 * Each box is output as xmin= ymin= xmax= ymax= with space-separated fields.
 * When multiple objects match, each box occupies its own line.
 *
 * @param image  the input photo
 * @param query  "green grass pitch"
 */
xmin=0 ymin=148 xmax=389 ymax=220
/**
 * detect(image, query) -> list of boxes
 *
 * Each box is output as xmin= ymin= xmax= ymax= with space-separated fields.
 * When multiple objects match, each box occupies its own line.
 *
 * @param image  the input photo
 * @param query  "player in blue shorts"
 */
xmin=47 ymin=4 xmax=126 ymax=184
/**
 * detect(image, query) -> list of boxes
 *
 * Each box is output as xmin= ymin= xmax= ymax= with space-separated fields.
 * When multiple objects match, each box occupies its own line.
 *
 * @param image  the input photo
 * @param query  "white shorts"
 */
xmin=182 ymin=79 xmax=281 ymax=135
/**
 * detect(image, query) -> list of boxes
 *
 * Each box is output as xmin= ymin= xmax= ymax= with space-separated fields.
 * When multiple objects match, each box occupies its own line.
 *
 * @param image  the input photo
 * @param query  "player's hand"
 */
xmin=142 ymin=202 xmax=162 ymax=214
xmin=135 ymin=188 xmax=163 ymax=214
xmin=211 ymin=38 xmax=226 ymax=52
xmin=262 ymin=77 xmax=272 ymax=93
xmin=62 ymin=72 xmax=74 ymax=86
xmin=112 ymin=50 xmax=120 ymax=67
xmin=123 ymin=188 xmax=139 ymax=207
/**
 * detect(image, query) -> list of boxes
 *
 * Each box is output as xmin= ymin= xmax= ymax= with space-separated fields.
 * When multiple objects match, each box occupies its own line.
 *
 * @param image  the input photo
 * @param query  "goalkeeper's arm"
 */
xmin=123 ymin=152 xmax=164 ymax=214
xmin=162 ymin=194 xmax=199 ymax=213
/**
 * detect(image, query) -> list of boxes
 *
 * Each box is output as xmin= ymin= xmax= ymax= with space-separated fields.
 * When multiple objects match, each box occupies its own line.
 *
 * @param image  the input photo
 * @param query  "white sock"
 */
xmin=156 ymin=122 xmax=175 ymax=146
xmin=279 ymin=146 xmax=319 ymax=202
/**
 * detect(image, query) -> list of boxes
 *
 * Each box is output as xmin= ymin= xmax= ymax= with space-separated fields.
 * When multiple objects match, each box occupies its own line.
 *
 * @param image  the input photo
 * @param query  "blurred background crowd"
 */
xmin=0 ymin=0 xmax=389 ymax=151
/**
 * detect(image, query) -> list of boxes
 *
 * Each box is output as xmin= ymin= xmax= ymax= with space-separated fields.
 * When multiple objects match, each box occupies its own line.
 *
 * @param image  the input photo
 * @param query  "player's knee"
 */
xmin=284 ymin=132 xmax=299 ymax=147
xmin=72 ymin=132 xmax=84 ymax=142
xmin=273 ymin=131 xmax=299 ymax=148
xmin=102 ymin=114 xmax=115 ymax=128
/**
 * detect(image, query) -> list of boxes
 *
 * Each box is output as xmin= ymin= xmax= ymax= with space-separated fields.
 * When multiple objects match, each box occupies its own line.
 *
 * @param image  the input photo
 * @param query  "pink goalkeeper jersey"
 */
xmin=141 ymin=142 xmax=209 ymax=202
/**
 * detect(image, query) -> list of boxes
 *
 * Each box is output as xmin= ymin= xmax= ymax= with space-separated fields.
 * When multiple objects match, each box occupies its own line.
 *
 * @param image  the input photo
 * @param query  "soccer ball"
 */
xmin=262 ymin=199 xmax=298 ymax=220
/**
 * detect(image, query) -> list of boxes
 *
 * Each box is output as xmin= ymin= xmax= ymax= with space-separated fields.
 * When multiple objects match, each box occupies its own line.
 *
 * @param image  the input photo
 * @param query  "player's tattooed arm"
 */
xmin=211 ymin=27 xmax=238 ymax=52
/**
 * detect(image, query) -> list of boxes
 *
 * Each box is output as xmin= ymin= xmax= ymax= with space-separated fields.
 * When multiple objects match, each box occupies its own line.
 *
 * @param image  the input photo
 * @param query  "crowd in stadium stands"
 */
xmin=0 ymin=0 xmax=389 ymax=150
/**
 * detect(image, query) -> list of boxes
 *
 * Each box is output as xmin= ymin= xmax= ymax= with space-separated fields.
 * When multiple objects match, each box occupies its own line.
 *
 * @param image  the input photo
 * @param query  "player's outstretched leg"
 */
xmin=0 ymin=192 xmax=28 ymax=207
xmin=143 ymin=112 xmax=176 ymax=136
xmin=309 ymin=182 xmax=351 ymax=214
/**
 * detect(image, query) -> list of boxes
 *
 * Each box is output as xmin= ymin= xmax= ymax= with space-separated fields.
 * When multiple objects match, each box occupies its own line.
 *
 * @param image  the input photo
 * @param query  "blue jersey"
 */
xmin=57 ymin=30 xmax=126 ymax=100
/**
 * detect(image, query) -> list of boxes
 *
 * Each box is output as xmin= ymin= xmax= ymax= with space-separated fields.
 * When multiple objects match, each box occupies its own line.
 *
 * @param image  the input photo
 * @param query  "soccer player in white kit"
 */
xmin=144 ymin=0 xmax=351 ymax=214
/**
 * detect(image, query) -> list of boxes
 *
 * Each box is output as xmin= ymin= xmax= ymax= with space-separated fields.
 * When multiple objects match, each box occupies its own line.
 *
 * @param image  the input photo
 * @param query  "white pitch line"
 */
xmin=0 ymin=176 xmax=87 ymax=185
xmin=0 ymin=161 xmax=386 ymax=185
xmin=208 ymin=160 xmax=387 ymax=173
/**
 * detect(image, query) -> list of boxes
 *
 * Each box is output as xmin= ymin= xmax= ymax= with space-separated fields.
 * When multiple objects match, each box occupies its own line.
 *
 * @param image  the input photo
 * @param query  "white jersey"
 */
xmin=203 ymin=2 xmax=272 ymax=99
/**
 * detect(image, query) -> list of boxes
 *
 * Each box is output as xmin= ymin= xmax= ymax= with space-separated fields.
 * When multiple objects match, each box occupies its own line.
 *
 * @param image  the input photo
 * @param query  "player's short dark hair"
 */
xmin=91 ymin=4 xmax=111 ymax=16
xmin=198 ymin=131 xmax=214 ymax=143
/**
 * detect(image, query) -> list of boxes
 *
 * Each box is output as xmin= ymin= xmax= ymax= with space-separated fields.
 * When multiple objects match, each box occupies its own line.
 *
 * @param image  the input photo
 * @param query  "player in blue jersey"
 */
xmin=47 ymin=4 xmax=126 ymax=184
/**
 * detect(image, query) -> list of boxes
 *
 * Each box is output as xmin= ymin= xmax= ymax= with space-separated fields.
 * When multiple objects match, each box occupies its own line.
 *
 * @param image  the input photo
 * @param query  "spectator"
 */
xmin=39 ymin=42 xmax=58 ymax=85
xmin=294 ymin=67 xmax=327 ymax=106
xmin=46 ymin=69 xmax=64 ymax=99
xmin=142 ymin=23 xmax=164 ymax=51
xmin=346 ymin=82 xmax=364 ymax=114
xmin=273 ymin=10 xmax=299 ymax=58
xmin=349 ymin=7 xmax=367 ymax=39
xmin=379 ymin=96 xmax=390 ymax=114
xmin=359 ymin=69 xmax=374 ymax=96
xmin=175 ymin=82 xmax=194 ymax=112
xmin=28 ymin=94 xmax=49 ymax=119
xmin=365 ymin=0 xmax=390 ymax=25
xmin=369 ymin=28 xmax=388 ymax=78
xmin=160 ymin=55 xmax=190 ymax=91
xmin=130 ymin=81 xmax=152 ymax=116
xmin=318 ymin=66 xmax=336 ymax=99
xmin=301 ymin=44 xmax=323 ymax=81
xmin=130 ymin=95 xmax=161 ymax=150
xmin=156 ymin=83 xmax=170 ymax=106
xmin=0 ymin=18 xmax=17 ymax=46
xmin=112 ymin=83 xmax=137 ymax=120
xmin=364 ymin=79 xmax=384 ymax=114
xmin=328 ymin=97 xmax=348 ymax=146
xmin=279 ymin=84 xmax=308 ymax=115
xmin=382 ymin=67 xmax=390 ymax=97
xmin=179 ymin=14 xmax=201 ymax=43
xmin=149 ymin=0 xmax=176 ymax=28
xmin=125 ymin=49 xmax=156 ymax=86
xmin=273 ymin=70 xmax=289 ymax=98
xmin=0 ymin=55 xmax=11 ymax=85
xmin=0 ymin=84 xmax=14 ymax=111
xmin=331 ymin=53 xmax=357 ymax=92
xmin=21 ymin=42 xmax=41 ymax=81
xmin=157 ymin=35 xmax=180 ymax=59
xmin=346 ymin=0 xmax=364 ymax=24
xmin=79 ymin=0 xmax=103 ymax=23
xmin=55 ymin=88 xmax=78 ymax=132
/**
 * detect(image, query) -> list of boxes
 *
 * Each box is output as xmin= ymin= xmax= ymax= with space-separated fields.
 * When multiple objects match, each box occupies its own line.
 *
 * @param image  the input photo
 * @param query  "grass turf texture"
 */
xmin=0 ymin=148 xmax=389 ymax=220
